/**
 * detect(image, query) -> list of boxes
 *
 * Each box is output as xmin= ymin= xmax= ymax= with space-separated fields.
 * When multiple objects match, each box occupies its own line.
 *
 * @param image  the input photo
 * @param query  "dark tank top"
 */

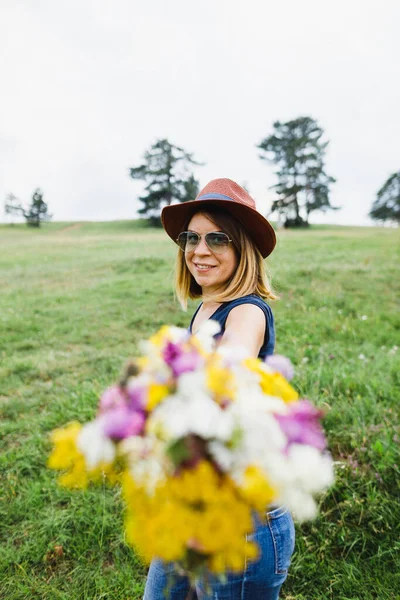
xmin=189 ymin=294 xmax=275 ymax=359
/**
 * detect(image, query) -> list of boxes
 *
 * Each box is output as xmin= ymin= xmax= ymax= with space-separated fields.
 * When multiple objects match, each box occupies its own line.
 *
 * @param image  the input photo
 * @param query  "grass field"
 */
xmin=0 ymin=221 xmax=399 ymax=599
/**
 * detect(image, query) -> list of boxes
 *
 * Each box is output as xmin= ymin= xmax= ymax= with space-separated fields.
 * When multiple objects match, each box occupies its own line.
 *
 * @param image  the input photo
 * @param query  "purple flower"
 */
xmin=99 ymin=385 xmax=126 ymax=413
xmin=163 ymin=341 xmax=202 ymax=377
xmin=103 ymin=406 xmax=145 ymax=440
xmin=275 ymin=400 xmax=326 ymax=450
xmin=126 ymin=384 xmax=147 ymax=412
xmin=265 ymin=355 xmax=295 ymax=381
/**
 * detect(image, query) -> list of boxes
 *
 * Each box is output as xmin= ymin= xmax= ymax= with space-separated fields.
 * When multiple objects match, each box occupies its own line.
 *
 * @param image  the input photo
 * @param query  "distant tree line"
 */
xmin=129 ymin=117 xmax=399 ymax=228
xmin=4 ymin=117 xmax=398 ymax=228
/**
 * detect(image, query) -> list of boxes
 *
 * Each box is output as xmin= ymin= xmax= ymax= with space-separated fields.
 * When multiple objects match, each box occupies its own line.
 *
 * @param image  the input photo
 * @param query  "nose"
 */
xmin=193 ymin=235 xmax=211 ymax=255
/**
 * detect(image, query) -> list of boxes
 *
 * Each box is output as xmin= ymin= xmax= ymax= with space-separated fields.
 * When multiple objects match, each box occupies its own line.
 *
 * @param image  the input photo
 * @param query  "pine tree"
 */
xmin=129 ymin=139 xmax=202 ymax=226
xmin=257 ymin=116 xmax=337 ymax=227
xmin=369 ymin=172 xmax=400 ymax=223
xmin=5 ymin=188 xmax=52 ymax=227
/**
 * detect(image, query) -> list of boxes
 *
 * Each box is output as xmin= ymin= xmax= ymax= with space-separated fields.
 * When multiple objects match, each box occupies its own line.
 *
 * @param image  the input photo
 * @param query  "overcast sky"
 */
xmin=1 ymin=0 xmax=399 ymax=225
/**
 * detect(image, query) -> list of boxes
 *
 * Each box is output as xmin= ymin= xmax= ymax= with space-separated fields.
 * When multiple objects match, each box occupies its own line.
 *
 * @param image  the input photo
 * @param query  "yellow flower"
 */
xmin=224 ymin=548 xmax=246 ymax=572
xmin=48 ymin=422 xmax=89 ymax=489
xmin=149 ymin=326 xmax=172 ymax=348
xmin=206 ymin=357 xmax=236 ymax=402
xmin=48 ymin=422 xmax=81 ymax=469
xmin=195 ymin=501 xmax=249 ymax=555
xmin=146 ymin=383 xmax=170 ymax=410
xmin=121 ymin=464 xmax=256 ymax=572
xmin=168 ymin=460 xmax=232 ymax=506
xmin=189 ymin=335 xmax=208 ymax=357
xmin=243 ymin=358 xmax=298 ymax=402
xmin=48 ymin=422 xmax=119 ymax=489
xmin=209 ymin=538 xmax=259 ymax=573
xmin=58 ymin=460 xmax=88 ymax=488
xmin=246 ymin=541 xmax=259 ymax=561
xmin=135 ymin=356 xmax=149 ymax=370
xmin=239 ymin=465 xmax=277 ymax=512
xmin=123 ymin=472 xmax=194 ymax=562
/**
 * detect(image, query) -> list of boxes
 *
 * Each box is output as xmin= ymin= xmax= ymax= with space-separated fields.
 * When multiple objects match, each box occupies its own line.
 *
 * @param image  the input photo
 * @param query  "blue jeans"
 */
xmin=143 ymin=506 xmax=295 ymax=600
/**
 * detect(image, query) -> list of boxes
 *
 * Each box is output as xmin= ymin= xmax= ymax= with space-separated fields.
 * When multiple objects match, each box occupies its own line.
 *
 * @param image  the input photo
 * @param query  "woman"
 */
xmin=143 ymin=179 xmax=295 ymax=600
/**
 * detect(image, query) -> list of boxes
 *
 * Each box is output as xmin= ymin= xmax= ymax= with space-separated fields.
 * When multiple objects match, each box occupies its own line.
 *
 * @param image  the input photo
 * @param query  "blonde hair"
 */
xmin=174 ymin=206 xmax=278 ymax=310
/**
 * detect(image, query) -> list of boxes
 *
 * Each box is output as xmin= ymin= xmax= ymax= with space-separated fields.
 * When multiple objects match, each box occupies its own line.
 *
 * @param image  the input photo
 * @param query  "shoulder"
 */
xmin=225 ymin=295 xmax=273 ymax=324
xmin=225 ymin=303 xmax=266 ymax=337
xmin=225 ymin=296 xmax=273 ymax=340
xmin=225 ymin=295 xmax=272 ymax=332
xmin=226 ymin=302 xmax=266 ymax=324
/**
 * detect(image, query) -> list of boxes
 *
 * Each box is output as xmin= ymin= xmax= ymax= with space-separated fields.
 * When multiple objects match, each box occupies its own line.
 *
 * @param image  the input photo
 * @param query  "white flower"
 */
xmin=198 ymin=319 xmax=221 ymax=337
xmin=77 ymin=419 xmax=116 ymax=469
xmin=193 ymin=319 xmax=221 ymax=352
xmin=119 ymin=435 xmax=154 ymax=459
xmin=177 ymin=370 xmax=207 ymax=399
xmin=286 ymin=445 xmax=335 ymax=493
xmin=217 ymin=344 xmax=250 ymax=362
xmin=224 ymin=401 xmax=287 ymax=476
xmin=149 ymin=392 xmax=235 ymax=442
xmin=137 ymin=343 xmax=171 ymax=380
xmin=121 ymin=436 xmax=167 ymax=492
xmin=263 ymin=446 xmax=334 ymax=521
xmin=138 ymin=339 xmax=153 ymax=355
xmin=358 ymin=353 xmax=366 ymax=360
xmin=258 ymin=452 xmax=293 ymax=488
xmin=167 ymin=326 xmax=190 ymax=344
xmin=280 ymin=489 xmax=318 ymax=521
xmin=235 ymin=386 xmax=288 ymax=415
xmin=147 ymin=395 xmax=189 ymax=440
xmin=389 ymin=346 xmax=398 ymax=355
xmin=232 ymin=363 xmax=265 ymax=395
xmin=360 ymin=315 xmax=368 ymax=321
xmin=208 ymin=441 xmax=235 ymax=472
xmin=129 ymin=458 xmax=165 ymax=493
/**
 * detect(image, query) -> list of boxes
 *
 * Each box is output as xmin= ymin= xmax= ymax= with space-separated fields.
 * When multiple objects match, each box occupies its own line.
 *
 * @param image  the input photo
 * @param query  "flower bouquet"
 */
xmin=48 ymin=322 xmax=334 ymax=580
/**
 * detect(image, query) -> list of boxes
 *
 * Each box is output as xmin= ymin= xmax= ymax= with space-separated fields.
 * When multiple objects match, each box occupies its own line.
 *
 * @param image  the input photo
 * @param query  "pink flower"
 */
xmin=275 ymin=400 xmax=326 ymax=450
xmin=163 ymin=342 xmax=202 ymax=377
xmin=103 ymin=407 xmax=145 ymax=440
xmin=99 ymin=385 xmax=126 ymax=413
xmin=126 ymin=384 xmax=147 ymax=412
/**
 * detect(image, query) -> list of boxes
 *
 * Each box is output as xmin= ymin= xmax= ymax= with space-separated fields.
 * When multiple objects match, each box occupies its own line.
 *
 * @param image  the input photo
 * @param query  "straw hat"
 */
xmin=161 ymin=178 xmax=276 ymax=258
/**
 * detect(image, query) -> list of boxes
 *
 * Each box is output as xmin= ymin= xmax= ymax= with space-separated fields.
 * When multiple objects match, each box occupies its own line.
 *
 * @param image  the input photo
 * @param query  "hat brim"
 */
xmin=161 ymin=198 xmax=276 ymax=258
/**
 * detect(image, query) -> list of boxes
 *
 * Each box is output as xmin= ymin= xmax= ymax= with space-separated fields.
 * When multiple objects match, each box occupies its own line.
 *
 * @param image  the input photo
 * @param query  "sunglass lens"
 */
xmin=206 ymin=232 xmax=230 ymax=253
xmin=177 ymin=232 xmax=200 ymax=252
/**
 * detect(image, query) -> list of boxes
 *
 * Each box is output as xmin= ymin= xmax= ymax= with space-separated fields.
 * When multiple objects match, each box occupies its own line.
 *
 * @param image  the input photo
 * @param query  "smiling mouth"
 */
xmin=194 ymin=264 xmax=216 ymax=270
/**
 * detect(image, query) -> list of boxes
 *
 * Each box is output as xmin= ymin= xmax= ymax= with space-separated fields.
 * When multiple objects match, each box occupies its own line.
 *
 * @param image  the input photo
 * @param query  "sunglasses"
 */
xmin=177 ymin=231 xmax=233 ymax=254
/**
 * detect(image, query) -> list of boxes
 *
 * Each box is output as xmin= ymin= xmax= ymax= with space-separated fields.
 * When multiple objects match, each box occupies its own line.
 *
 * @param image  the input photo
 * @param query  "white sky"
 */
xmin=1 ymin=0 xmax=399 ymax=225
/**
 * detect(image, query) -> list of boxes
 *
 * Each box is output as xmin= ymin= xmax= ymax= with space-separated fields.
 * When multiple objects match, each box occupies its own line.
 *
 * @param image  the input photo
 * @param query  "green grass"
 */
xmin=0 ymin=221 xmax=399 ymax=599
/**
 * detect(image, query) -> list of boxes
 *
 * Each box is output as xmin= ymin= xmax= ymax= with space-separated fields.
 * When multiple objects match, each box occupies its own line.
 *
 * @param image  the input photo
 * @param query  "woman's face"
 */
xmin=185 ymin=213 xmax=238 ymax=296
